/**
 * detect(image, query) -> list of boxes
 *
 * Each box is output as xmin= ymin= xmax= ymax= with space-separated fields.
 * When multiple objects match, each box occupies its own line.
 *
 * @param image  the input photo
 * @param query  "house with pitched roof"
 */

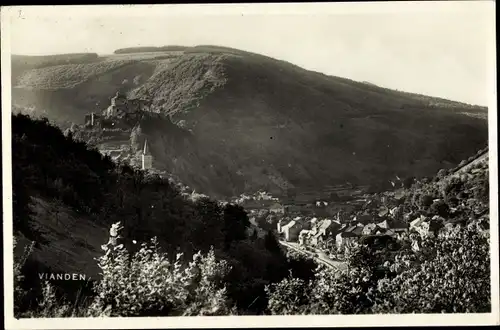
xmin=310 ymin=219 xmax=341 ymax=247
xmin=282 ymin=219 xmax=304 ymax=242
xmin=299 ymin=229 xmax=312 ymax=245
xmin=362 ymin=223 xmax=378 ymax=236
xmin=355 ymin=213 xmax=373 ymax=224
xmin=410 ymin=215 xmax=443 ymax=238
xmin=277 ymin=218 xmax=291 ymax=233
xmin=360 ymin=234 xmax=400 ymax=251
xmin=336 ymin=223 xmax=363 ymax=253
xmin=390 ymin=219 xmax=409 ymax=237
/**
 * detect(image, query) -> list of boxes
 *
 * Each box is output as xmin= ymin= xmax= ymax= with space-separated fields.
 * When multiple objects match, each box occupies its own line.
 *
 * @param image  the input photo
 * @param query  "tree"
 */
xmin=130 ymin=124 xmax=142 ymax=152
xmin=430 ymin=200 xmax=450 ymax=218
xmin=402 ymin=176 xmax=415 ymax=189
xmin=87 ymin=222 xmax=236 ymax=317
xmin=265 ymin=220 xmax=490 ymax=314
xmin=372 ymin=223 xmax=490 ymax=313
xmin=222 ymin=204 xmax=250 ymax=249
xmin=264 ymin=230 xmax=281 ymax=254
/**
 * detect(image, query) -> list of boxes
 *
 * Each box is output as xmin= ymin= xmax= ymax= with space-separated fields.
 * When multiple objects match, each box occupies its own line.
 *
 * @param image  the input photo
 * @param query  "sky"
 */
xmin=4 ymin=2 xmax=496 ymax=106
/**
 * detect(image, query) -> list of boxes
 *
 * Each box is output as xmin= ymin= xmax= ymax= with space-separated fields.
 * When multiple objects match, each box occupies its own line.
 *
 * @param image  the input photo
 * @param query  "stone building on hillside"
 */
xmin=103 ymin=91 xmax=150 ymax=118
xmin=84 ymin=112 xmax=102 ymax=128
xmin=128 ymin=98 xmax=151 ymax=112
xmin=142 ymin=139 xmax=153 ymax=170
xmin=104 ymin=91 xmax=127 ymax=117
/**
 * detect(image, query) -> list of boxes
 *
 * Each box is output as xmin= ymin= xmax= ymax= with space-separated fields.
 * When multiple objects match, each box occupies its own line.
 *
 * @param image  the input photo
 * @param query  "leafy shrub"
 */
xmin=441 ymin=176 xmax=464 ymax=198
xmin=429 ymin=200 xmax=450 ymax=218
xmin=266 ymin=220 xmax=490 ymax=314
xmin=419 ymin=194 xmax=434 ymax=209
xmin=13 ymin=238 xmax=35 ymax=317
xmin=372 ymin=223 xmax=490 ymax=313
xmin=87 ymin=222 xmax=236 ymax=316
xmin=436 ymin=169 xmax=447 ymax=180
xmin=265 ymin=276 xmax=311 ymax=315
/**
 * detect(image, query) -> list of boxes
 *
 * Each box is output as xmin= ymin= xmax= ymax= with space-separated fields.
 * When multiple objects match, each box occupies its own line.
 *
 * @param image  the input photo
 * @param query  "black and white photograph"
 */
xmin=2 ymin=2 xmax=498 ymax=329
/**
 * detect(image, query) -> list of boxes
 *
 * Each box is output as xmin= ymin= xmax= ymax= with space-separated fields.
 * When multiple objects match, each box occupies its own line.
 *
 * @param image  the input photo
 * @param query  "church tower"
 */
xmin=141 ymin=139 xmax=153 ymax=170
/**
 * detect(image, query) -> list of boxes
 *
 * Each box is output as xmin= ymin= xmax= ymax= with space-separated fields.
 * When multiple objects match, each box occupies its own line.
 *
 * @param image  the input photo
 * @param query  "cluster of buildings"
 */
xmin=99 ymin=139 xmax=153 ymax=170
xmin=84 ymin=91 xmax=151 ymax=130
xmin=81 ymin=91 xmax=156 ymax=171
xmin=232 ymin=191 xmax=280 ymax=205
xmin=276 ymin=208 xmax=445 ymax=254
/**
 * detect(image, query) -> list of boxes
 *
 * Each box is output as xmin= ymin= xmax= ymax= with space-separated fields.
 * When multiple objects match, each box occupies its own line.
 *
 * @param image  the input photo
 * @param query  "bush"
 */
xmin=436 ymin=169 xmax=447 ymax=180
xmin=13 ymin=238 xmax=35 ymax=317
xmin=430 ymin=200 xmax=450 ymax=218
xmin=372 ymin=223 xmax=490 ymax=313
xmin=441 ymin=176 xmax=464 ymax=198
xmin=87 ymin=222 xmax=236 ymax=316
xmin=419 ymin=194 xmax=434 ymax=209
xmin=266 ymin=220 xmax=490 ymax=314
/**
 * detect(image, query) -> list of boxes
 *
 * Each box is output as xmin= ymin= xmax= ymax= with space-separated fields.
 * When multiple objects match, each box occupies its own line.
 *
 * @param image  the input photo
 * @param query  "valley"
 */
xmin=10 ymin=45 xmax=492 ymax=317
xmin=11 ymin=46 xmax=488 ymax=200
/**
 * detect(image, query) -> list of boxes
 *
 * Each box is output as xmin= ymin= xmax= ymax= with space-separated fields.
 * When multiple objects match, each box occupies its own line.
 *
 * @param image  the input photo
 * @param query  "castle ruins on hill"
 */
xmin=84 ymin=91 xmax=151 ymax=129
xmin=82 ymin=91 xmax=155 ymax=171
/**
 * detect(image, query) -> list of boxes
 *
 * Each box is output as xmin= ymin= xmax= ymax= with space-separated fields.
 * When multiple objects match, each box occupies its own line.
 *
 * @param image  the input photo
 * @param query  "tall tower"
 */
xmin=141 ymin=139 xmax=153 ymax=170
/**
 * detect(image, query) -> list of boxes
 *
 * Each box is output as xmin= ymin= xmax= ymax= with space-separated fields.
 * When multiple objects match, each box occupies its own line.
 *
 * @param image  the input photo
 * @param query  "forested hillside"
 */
xmin=11 ymin=46 xmax=488 ymax=198
xmin=12 ymin=113 xmax=316 ymax=316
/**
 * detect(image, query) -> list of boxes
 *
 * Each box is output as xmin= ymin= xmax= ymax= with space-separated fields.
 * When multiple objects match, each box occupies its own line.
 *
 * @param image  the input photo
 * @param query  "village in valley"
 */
xmin=234 ymin=190 xmax=411 ymax=269
xmin=72 ymin=89 xmax=490 ymax=271
xmin=232 ymin=147 xmax=489 ymax=270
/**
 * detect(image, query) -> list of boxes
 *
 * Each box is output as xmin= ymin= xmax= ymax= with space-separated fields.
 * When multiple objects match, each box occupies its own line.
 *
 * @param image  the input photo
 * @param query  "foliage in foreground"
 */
xmin=266 ymin=221 xmax=490 ymax=314
xmin=266 ymin=157 xmax=491 ymax=315
xmin=15 ymin=223 xmax=237 ymax=317
xmin=88 ymin=223 xmax=235 ymax=316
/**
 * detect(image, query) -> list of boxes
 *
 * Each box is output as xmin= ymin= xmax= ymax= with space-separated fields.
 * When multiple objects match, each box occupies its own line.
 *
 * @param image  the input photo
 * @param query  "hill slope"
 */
xmin=11 ymin=46 xmax=489 ymax=198
xmin=14 ymin=113 xmax=326 ymax=315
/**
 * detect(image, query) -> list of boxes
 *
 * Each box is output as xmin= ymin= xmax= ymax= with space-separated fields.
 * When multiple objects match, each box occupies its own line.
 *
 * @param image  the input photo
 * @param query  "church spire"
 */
xmin=143 ymin=139 xmax=150 ymax=155
xmin=141 ymin=138 xmax=153 ymax=170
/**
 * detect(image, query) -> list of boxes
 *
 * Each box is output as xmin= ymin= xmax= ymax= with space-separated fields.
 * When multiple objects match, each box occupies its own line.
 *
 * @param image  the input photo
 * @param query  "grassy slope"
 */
xmin=15 ymin=197 xmax=108 ymax=279
xmin=11 ymin=47 xmax=489 ymax=198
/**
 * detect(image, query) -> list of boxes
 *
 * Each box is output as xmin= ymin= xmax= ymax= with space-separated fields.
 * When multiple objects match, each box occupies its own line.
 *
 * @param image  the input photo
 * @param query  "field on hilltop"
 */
xmin=11 ymin=46 xmax=489 ymax=198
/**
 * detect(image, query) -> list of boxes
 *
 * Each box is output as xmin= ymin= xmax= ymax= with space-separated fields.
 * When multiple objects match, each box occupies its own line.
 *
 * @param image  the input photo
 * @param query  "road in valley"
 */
xmin=279 ymin=240 xmax=347 ymax=272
